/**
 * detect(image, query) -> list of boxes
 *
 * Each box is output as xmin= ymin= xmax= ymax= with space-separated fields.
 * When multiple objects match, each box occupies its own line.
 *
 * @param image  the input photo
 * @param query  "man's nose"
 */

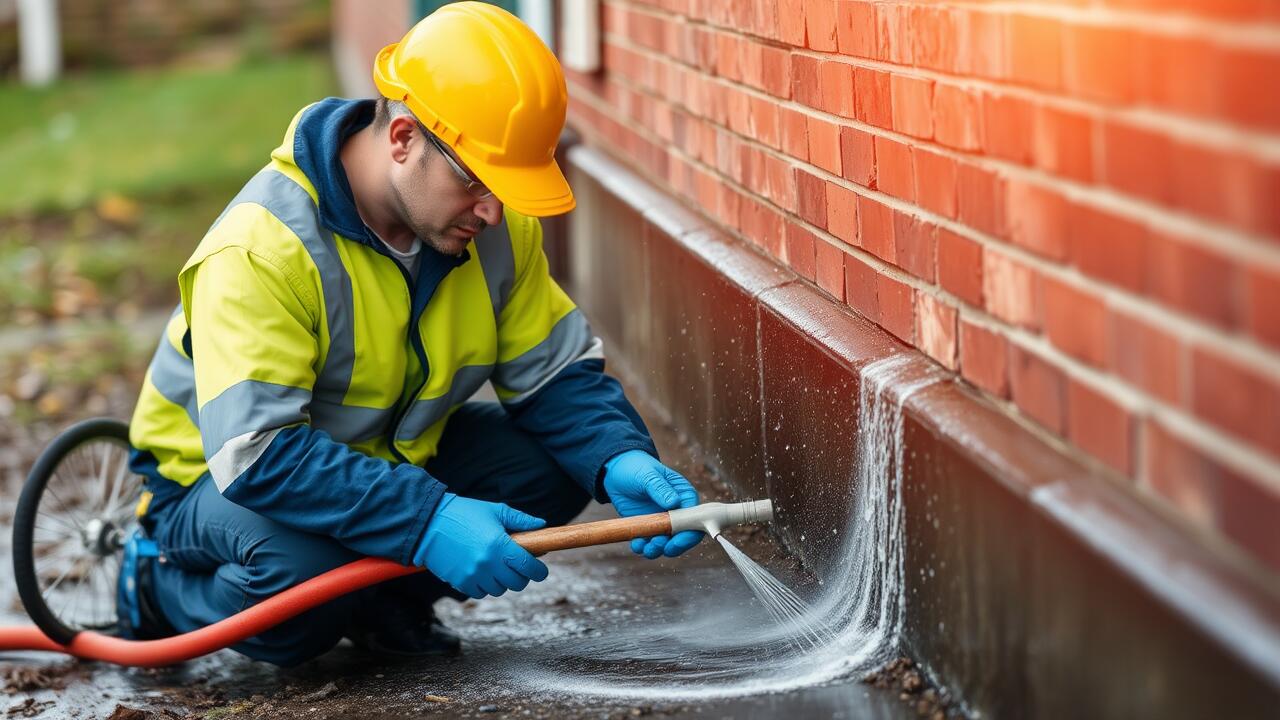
xmin=473 ymin=195 xmax=503 ymax=226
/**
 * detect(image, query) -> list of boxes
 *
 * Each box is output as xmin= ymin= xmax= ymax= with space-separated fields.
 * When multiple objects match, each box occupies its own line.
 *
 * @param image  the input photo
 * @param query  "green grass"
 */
xmin=0 ymin=53 xmax=337 ymax=215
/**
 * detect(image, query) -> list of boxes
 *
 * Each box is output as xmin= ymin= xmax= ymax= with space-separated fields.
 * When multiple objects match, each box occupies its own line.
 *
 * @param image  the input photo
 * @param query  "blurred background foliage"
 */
xmin=0 ymin=0 xmax=336 ymax=429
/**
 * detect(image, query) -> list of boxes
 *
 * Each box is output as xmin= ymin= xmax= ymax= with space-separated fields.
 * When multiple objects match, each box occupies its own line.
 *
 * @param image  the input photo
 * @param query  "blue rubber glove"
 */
xmin=413 ymin=493 xmax=550 ymax=599
xmin=602 ymin=450 xmax=703 ymax=559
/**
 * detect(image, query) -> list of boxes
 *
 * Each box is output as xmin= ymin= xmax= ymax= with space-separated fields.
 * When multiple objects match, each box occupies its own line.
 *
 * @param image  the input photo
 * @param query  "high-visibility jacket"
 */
xmin=128 ymin=99 xmax=655 ymax=564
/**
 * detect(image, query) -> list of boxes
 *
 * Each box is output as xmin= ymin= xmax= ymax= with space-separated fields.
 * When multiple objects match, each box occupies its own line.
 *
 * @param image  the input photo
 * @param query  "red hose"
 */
xmin=0 ymin=558 xmax=420 ymax=667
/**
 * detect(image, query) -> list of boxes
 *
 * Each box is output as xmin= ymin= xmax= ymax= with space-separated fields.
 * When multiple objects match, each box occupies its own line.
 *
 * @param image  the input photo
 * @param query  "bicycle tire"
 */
xmin=12 ymin=417 xmax=135 ymax=645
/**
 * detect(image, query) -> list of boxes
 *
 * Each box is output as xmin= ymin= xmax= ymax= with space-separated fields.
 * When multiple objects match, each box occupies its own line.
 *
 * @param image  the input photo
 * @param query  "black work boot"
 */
xmin=345 ymin=601 xmax=462 ymax=658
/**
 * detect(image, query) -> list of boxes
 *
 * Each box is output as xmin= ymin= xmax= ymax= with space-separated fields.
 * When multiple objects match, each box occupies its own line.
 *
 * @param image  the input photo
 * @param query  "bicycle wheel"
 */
xmin=12 ymin=417 xmax=142 ymax=645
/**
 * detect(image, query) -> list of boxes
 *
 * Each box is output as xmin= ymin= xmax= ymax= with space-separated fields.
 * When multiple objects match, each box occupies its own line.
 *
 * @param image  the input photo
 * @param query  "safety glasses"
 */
xmin=417 ymin=122 xmax=495 ymax=200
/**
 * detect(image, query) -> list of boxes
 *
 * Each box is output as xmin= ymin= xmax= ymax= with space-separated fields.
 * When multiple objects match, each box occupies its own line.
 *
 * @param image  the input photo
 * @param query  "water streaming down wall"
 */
xmin=518 ymin=353 xmax=945 ymax=700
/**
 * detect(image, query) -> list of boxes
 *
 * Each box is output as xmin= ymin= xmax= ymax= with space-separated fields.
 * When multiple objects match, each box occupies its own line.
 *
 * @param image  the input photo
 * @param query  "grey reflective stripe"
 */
xmin=311 ymin=399 xmax=392 ymax=444
xmin=208 ymin=428 xmax=282 ymax=493
xmin=198 ymin=379 xmax=309 ymax=461
xmin=215 ymin=170 xmax=356 ymax=405
xmin=493 ymin=309 xmax=602 ymax=403
xmin=147 ymin=322 xmax=198 ymax=424
xmin=395 ymin=364 xmax=494 ymax=441
xmin=475 ymin=218 xmax=515 ymax=318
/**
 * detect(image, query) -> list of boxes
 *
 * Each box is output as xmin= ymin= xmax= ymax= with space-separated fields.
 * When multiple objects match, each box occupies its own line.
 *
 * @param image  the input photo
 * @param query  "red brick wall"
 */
xmin=564 ymin=0 xmax=1280 ymax=572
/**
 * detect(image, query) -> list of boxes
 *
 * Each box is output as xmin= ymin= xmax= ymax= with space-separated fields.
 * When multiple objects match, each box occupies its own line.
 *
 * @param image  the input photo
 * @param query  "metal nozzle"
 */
xmin=668 ymin=499 xmax=774 ymax=537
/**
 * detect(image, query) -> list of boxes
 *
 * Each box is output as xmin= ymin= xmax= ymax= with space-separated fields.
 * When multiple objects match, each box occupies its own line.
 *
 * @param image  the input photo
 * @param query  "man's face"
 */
xmin=387 ymin=118 xmax=503 ymax=256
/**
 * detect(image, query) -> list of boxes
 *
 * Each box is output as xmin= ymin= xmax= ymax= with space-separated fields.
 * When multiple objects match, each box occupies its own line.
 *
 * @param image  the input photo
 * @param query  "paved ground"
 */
xmin=0 ymin=381 xmax=925 ymax=719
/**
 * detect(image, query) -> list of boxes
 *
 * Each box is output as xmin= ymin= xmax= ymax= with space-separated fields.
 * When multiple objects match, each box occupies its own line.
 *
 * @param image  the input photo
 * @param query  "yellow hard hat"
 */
xmin=373 ymin=2 xmax=575 ymax=217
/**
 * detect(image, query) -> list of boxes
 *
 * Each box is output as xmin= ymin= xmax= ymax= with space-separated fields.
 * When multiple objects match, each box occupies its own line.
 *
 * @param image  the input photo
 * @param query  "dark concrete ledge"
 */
xmin=565 ymin=144 xmax=1280 ymax=719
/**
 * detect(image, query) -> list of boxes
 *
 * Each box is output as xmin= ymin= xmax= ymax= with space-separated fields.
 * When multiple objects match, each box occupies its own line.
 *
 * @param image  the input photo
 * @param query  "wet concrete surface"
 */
xmin=0 ymin=389 xmax=921 ymax=719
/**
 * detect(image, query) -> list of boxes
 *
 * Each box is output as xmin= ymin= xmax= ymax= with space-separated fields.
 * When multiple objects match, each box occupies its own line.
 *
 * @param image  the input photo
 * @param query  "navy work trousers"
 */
xmin=145 ymin=402 xmax=592 ymax=666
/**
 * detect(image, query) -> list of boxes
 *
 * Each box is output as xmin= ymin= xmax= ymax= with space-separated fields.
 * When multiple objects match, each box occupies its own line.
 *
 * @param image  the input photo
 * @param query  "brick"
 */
xmin=716 ymin=32 xmax=742 ymax=82
xmin=1102 ymin=120 xmax=1173 ymax=205
xmin=826 ymin=181 xmax=859 ymax=245
xmin=967 ymin=10 xmax=1007 ymax=80
xmin=1032 ymin=104 xmax=1095 ymax=184
xmin=1063 ymin=22 xmax=1133 ymax=103
xmin=1042 ymin=276 xmax=1109 ymax=368
xmin=937 ymin=228 xmax=983 ymax=306
xmin=910 ymin=6 xmax=967 ymax=74
xmin=1146 ymin=231 xmax=1240 ymax=330
xmin=795 ymin=168 xmax=828 ymax=228
xmin=914 ymin=149 xmax=957 ymax=219
xmin=740 ymin=38 xmax=764 ymax=90
xmin=786 ymin=221 xmax=819 ymax=281
xmin=763 ymin=154 xmax=797 ymax=212
xmin=1067 ymin=379 xmax=1134 ymax=476
xmin=1142 ymin=421 xmax=1220 ymax=529
xmin=1219 ymin=470 xmax=1280 ymax=573
xmin=874 ymin=136 xmax=915 ymax=202
xmin=1007 ymin=13 xmax=1062 ymax=90
xmin=933 ymin=82 xmax=982 ymax=152
xmin=815 ymin=239 xmax=846 ymax=300
xmin=780 ymin=106 xmax=810 ymax=160
xmin=1069 ymin=204 xmax=1148 ymax=293
xmin=893 ymin=212 xmax=937 ymax=283
xmin=1009 ymin=344 xmax=1067 ymax=433
xmin=819 ymin=60 xmax=856 ymax=118
xmin=857 ymin=195 xmax=896 ymax=264
xmin=760 ymin=45 xmax=792 ymax=98
xmin=779 ymin=0 xmax=807 ymax=47
xmin=1136 ymin=33 xmax=1220 ymax=119
xmin=1004 ymin=179 xmax=1069 ymax=261
xmin=839 ymin=125 xmax=876 ymax=188
xmin=1191 ymin=347 xmax=1280 ymax=458
xmin=750 ymin=96 xmax=781 ymax=149
xmin=983 ymin=91 xmax=1036 ymax=165
xmin=845 ymin=252 xmax=879 ymax=320
xmin=1244 ymin=266 xmax=1280 ymax=349
xmin=1220 ymin=47 xmax=1280 ymax=131
xmin=806 ymin=115 xmax=843 ymax=175
xmin=878 ymin=273 xmax=916 ymax=343
xmin=890 ymin=74 xmax=935 ymax=139
xmin=835 ymin=0 xmax=877 ymax=58
xmin=917 ymin=292 xmax=959 ymax=370
xmin=983 ymin=248 xmax=1039 ymax=330
xmin=1170 ymin=141 xmax=1280 ymax=237
xmin=957 ymin=163 xmax=1006 ymax=238
xmin=960 ymin=320 xmax=1009 ymax=398
xmin=874 ymin=2 xmax=911 ymax=65
xmin=791 ymin=54 xmax=823 ymax=108
xmin=1110 ymin=310 xmax=1183 ymax=407
xmin=854 ymin=67 xmax=893 ymax=129
xmin=804 ymin=0 xmax=839 ymax=51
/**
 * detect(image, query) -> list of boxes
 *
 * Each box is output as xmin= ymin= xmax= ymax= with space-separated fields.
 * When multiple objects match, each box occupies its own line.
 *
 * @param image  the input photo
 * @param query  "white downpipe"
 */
xmin=17 ymin=0 xmax=61 ymax=87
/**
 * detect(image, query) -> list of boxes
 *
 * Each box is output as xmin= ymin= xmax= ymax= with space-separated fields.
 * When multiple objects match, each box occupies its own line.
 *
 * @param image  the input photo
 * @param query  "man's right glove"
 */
xmin=413 ymin=493 xmax=550 ymax=599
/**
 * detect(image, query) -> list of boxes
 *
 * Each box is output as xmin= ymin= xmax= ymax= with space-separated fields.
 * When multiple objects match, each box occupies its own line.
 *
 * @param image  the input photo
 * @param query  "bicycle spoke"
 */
xmin=44 ymin=483 xmax=89 ymax=530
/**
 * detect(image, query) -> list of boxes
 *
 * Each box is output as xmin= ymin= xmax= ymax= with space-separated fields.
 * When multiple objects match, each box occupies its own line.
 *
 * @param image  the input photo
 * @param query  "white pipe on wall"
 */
xmin=17 ymin=0 xmax=61 ymax=87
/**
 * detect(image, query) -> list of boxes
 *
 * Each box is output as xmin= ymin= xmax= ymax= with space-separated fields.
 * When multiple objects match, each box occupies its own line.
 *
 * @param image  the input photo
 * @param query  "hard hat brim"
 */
xmin=463 ymin=152 xmax=576 ymax=218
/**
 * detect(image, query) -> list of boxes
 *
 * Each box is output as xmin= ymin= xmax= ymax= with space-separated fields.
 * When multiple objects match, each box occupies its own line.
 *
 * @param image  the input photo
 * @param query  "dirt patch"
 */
xmin=1 ymin=661 xmax=80 ymax=693
xmin=863 ymin=656 xmax=961 ymax=719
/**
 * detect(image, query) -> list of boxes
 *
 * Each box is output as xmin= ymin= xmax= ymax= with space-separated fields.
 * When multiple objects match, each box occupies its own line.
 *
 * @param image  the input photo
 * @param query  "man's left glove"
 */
xmin=603 ymin=450 xmax=703 ymax=559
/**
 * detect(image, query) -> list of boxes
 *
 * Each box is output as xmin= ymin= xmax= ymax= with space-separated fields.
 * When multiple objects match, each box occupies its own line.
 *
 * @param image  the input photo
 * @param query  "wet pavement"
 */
xmin=0 ymin=388 xmax=923 ymax=719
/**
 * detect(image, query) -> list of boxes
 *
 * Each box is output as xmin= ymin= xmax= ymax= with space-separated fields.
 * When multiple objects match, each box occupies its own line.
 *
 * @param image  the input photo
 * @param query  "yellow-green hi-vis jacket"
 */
xmin=128 ymin=98 xmax=655 ymax=564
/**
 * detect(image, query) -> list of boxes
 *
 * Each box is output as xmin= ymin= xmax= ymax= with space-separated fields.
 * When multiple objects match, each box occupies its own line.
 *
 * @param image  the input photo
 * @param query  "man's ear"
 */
xmin=387 ymin=116 xmax=418 ymax=165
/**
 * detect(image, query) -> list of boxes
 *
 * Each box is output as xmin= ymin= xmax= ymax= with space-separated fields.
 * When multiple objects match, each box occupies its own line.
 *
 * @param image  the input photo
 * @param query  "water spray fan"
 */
xmin=0 ymin=499 xmax=774 ymax=666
